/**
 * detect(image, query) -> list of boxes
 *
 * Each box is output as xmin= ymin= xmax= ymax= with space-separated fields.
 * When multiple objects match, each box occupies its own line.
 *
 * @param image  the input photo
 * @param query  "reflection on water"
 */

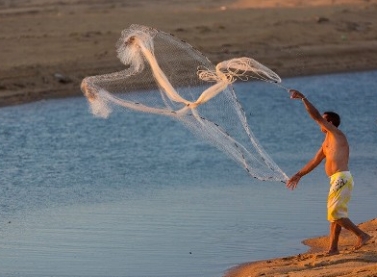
xmin=0 ymin=71 xmax=376 ymax=277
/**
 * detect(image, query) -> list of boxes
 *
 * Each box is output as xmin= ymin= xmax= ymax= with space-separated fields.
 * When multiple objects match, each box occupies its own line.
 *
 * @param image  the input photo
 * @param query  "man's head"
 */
xmin=323 ymin=111 xmax=341 ymax=127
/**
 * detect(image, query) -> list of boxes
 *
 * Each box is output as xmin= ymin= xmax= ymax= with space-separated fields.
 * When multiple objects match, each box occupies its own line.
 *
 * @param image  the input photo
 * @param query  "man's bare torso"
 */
xmin=322 ymin=130 xmax=349 ymax=176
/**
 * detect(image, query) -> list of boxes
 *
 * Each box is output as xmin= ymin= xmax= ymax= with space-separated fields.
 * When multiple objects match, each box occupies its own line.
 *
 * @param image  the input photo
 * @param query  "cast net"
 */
xmin=81 ymin=24 xmax=288 ymax=182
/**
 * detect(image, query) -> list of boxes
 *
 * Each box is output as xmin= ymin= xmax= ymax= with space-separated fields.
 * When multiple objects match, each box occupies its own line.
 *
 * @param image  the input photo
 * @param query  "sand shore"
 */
xmin=1 ymin=0 xmax=376 ymax=276
xmin=225 ymin=218 xmax=377 ymax=277
xmin=1 ymin=0 xmax=377 ymax=107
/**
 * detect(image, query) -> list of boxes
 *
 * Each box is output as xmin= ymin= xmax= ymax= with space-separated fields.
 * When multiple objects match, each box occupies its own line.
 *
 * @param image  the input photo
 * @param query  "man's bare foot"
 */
xmin=325 ymin=249 xmax=340 ymax=256
xmin=353 ymin=234 xmax=372 ymax=250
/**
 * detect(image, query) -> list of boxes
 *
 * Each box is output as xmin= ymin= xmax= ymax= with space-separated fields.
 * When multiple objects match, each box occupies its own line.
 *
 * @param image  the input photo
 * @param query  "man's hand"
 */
xmin=289 ymin=89 xmax=306 ymax=100
xmin=286 ymin=173 xmax=301 ymax=190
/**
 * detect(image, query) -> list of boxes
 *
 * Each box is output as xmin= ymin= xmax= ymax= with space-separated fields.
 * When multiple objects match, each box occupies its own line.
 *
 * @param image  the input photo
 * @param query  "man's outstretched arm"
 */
xmin=289 ymin=89 xmax=336 ymax=133
xmin=286 ymin=147 xmax=325 ymax=190
xmin=290 ymin=89 xmax=323 ymax=122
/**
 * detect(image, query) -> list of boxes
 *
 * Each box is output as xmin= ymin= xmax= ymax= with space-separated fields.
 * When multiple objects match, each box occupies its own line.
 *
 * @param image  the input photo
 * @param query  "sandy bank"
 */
xmin=1 ymin=0 xmax=377 ymax=107
xmin=225 ymin=218 xmax=377 ymax=277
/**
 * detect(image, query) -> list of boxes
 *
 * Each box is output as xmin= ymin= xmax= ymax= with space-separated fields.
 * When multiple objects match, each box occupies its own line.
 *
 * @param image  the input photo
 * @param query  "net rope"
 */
xmin=81 ymin=24 xmax=288 ymax=182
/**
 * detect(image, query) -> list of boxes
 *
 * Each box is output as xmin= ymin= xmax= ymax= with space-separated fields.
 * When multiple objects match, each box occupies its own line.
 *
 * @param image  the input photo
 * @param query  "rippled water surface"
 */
xmin=0 ymin=71 xmax=376 ymax=277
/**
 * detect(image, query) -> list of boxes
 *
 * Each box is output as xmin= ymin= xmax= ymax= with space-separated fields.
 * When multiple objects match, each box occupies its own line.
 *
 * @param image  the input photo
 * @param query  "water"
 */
xmin=0 ymin=71 xmax=376 ymax=277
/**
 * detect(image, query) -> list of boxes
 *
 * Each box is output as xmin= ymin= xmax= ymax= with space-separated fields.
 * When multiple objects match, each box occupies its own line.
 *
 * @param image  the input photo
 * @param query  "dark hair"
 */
xmin=324 ymin=111 xmax=341 ymax=127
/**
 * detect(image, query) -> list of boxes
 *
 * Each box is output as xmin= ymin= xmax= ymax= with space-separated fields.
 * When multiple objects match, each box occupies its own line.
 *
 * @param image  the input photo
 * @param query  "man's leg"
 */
xmin=334 ymin=218 xmax=371 ymax=249
xmin=328 ymin=222 xmax=341 ymax=255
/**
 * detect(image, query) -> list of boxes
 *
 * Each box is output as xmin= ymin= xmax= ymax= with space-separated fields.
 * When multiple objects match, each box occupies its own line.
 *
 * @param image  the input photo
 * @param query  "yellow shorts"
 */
xmin=327 ymin=171 xmax=354 ymax=222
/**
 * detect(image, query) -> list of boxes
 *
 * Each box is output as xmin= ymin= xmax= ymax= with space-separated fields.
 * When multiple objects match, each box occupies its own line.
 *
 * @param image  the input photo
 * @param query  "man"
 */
xmin=286 ymin=89 xmax=371 ymax=255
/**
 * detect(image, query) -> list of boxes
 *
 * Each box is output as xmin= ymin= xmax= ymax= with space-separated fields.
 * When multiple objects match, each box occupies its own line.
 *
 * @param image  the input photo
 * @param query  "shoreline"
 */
xmin=1 ymin=67 xmax=376 ymax=109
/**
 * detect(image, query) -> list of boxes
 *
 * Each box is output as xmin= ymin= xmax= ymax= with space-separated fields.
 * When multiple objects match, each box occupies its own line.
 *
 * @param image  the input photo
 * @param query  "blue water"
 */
xmin=0 ymin=71 xmax=376 ymax=277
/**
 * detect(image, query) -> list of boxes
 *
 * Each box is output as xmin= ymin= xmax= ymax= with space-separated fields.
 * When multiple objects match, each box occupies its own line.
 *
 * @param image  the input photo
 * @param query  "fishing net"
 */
xmin=81 ymin=24 xmax=288 ymax=182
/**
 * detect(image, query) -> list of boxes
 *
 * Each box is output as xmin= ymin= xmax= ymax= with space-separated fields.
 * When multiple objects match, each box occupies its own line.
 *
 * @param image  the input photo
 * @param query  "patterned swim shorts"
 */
xmin=327 ymin=171 xmax=354 ymax=222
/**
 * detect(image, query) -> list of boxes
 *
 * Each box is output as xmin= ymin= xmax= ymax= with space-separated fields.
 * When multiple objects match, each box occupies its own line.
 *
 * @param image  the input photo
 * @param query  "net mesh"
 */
xmin=81 ymin=24 xmax=288 ymax=182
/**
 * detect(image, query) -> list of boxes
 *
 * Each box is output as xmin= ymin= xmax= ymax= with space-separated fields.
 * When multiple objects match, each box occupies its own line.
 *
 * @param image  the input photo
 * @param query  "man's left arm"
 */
xmin=286 ymin=144 xmax=326 ymax=190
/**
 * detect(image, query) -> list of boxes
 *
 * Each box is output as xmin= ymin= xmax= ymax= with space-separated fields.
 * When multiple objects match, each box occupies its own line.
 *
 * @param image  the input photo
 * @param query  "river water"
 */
xmin=0 ymin=71 xmax=376 ymax=277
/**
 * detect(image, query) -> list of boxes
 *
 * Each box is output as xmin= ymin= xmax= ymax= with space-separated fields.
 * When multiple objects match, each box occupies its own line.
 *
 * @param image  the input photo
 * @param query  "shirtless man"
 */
xmin=286 ymin=89 xmax=371 ymax=255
